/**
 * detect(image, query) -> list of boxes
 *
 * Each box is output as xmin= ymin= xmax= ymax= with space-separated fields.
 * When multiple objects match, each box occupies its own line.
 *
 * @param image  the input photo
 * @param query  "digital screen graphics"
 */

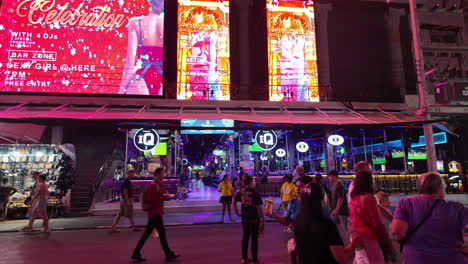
xmin=177 ymin=0 xmax=230 ymax=100
xmin=266 ymin=0 xmax=319 ymax=102
xmin=0 ymin=0 xmax=164 ymax=96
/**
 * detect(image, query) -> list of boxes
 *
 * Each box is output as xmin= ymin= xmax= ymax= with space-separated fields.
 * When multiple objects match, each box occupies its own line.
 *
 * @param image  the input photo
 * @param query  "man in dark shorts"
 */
xmin=233 ymin=175 xmax=265 ymax=264
xmin=111 ymin=170 xmax=139 ymax=232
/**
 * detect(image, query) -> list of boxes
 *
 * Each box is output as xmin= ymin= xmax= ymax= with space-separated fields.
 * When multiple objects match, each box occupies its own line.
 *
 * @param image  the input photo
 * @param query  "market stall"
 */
xmin=0 ymin=144 xmax=74 ymax=220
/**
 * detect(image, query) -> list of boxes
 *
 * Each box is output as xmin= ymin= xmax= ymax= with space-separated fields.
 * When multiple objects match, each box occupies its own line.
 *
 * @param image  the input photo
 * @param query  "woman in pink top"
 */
xmin=349 ymin=171 xmax=394 ymax=264
xmin=25 ymin=174 xmax=50 ymax=232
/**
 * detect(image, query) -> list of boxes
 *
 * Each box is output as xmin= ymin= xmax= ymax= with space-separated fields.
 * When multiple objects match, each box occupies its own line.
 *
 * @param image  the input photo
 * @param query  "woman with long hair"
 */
xmin=218 ymin=174 xmax=234 ymax=223
xmin=119 ymin=0 xmax=164 ymax=95
xmin=349 ymin=171 xmax=395 ymax=264
xmin=294 ymin=182 xmax=355 ymax=263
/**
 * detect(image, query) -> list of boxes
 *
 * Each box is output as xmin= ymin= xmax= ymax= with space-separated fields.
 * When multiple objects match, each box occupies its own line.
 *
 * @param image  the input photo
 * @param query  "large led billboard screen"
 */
xmin=266 ymin=0 xmax=319 ymax=102
xmin=176 ymin=0 xmax=230 ymax=101
xmin=0 ymin=0 xmax=164 ymax=96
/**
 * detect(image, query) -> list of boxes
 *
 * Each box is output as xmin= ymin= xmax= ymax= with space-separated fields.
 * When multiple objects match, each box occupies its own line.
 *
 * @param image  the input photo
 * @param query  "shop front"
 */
xmin=0 ymin=144 xmax=75 ymax=220
xmin=88 ymin=117 xmax=460 ymax=215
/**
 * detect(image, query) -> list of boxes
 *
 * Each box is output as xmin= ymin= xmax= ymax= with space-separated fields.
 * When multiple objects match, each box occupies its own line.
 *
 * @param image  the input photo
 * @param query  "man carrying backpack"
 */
xmin=131 ymin=168 xmax=180 ymax=262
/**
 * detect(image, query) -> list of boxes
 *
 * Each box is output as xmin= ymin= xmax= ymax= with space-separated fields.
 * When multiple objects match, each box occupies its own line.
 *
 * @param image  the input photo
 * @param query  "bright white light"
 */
xmin=275 ymin=148 xmax=286 ymax=158
xmin=327 ymin=135 xmax=345 ymax=146
xmin=36 ymin=152 xmax=43 ymax=157
xmin=296 ymin=142 xmax=309 ymax=153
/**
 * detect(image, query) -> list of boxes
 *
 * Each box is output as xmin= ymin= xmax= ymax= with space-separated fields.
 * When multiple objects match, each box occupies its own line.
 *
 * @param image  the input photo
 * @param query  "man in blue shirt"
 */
xmin=267 ymin=176 xmax=313 ymax=264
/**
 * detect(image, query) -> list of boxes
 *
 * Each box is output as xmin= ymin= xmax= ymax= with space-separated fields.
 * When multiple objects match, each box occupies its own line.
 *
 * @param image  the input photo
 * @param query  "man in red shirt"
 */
xmin=131 ymin=168 xmax=180 ymax=262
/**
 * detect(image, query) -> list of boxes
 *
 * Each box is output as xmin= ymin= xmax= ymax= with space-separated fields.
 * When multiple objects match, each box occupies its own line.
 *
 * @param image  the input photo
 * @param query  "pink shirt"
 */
xmin=349 ymin=193 xmax=387 ymax=240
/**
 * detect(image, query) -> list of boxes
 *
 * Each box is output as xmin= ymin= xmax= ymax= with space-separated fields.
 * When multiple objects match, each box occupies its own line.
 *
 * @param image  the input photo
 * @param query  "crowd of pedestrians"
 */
xmin=8 ymin=161 xmax=467 ymax=263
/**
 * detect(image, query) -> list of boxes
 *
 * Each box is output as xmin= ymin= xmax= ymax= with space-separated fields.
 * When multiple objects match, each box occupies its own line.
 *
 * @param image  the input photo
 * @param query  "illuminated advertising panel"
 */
xmin=267 ymin=0 xmax=319 ymax=102
xmin=177 ymin=0 xmax=230 ymax=100
xmin=0 ymin=0 xmax=165 ymax=96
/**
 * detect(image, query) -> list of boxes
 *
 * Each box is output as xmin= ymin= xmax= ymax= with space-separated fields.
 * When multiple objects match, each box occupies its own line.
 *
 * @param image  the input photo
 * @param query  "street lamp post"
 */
xmin=408 ymin=0 xmax=437 ymax=172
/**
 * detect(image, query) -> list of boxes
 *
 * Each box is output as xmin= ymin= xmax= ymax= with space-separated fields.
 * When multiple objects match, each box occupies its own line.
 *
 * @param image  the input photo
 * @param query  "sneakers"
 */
xmin=166 ymin=253 xmax=181 ymax=261
xmin=130 ymin=254 xmax=146 ymax=262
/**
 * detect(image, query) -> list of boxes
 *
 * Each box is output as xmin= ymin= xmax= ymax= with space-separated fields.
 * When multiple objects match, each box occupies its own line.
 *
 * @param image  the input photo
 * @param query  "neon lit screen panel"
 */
xmin=176 ymin=0 xmax=230 ymax=100
xmin=0 ymin=0 xmax=165 ymax=96
xmin=267 ymin=0 xmax=319 ymax=102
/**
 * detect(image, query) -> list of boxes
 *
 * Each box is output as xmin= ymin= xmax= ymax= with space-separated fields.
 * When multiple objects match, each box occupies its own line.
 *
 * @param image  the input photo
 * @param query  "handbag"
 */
xmin=398 ymin=199 xmax=440 ymax=252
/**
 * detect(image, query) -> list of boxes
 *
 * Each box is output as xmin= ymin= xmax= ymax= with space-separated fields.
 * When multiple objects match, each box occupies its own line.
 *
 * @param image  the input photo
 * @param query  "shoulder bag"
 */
xmin=398 ymin=198 xmax=440 ymax=252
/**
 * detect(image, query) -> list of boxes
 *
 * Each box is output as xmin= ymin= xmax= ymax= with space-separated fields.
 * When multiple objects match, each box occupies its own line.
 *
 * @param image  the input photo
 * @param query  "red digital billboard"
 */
xmin=0 ymin=0 xmax=164 ymax=96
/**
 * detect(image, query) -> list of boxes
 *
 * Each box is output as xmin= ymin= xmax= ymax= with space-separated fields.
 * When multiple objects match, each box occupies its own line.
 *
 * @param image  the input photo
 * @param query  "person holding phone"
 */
xmin=131 ymin=168 xmax=180 ymax=262
xmin=233 ymin=175 xmax=265 ymax=264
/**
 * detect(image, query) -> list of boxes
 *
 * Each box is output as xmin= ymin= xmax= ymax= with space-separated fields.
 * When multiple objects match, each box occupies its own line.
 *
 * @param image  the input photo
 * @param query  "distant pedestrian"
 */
xmin=279 ymin=175 xmax=296 ymax=215
xmin=292 ymin=166 xmax=304 ymax=183
xmin=391 ymin=172 xmax=468 ymax=264
xmin=349 ymin=170 xmax=395 ymax=264
xmin=261 ymin=167 xmax=269 ymax=183
xmin=131 ymin=168 xmax=180 ymax=262
xmin=24 ymin=174 xmax=50 ymax=232
xmin=0 ymin=178 xmax=17 ymax=221
xmin=111 ymin=170 xmax=139 ymax=232
xmin=235 ymin=172 xmax=245 ymax=192
xmin=230 ymin=166 xmax=239 ymax=183
xmin=327 ymin=170 xmax=350 ymax=246
xmin=218 ymin=175 xmax=234 ymax=223
xmin=233 ymin=175 xmax=265 ymax=264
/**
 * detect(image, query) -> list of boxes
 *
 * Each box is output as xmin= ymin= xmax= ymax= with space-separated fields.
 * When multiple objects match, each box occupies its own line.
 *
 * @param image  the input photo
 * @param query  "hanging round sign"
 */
xmin=327 ymin=135 xmax=344 ymax=146
xmin=255 ymin=130 xmax=278 ymax=151
xmin=448 ymin=161 xmax=461 ymax=173
xmin=133 ymin=129 xmax=160 ymax=151
xmin=296 ymin=142 xmax=309 ymax=153
xmin=275 ymin=148 xmax=286 ymax=158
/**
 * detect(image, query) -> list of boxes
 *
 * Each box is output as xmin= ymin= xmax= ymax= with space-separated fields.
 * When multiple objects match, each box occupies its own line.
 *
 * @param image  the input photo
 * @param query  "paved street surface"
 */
xmin=0 ymin=223 xmax=290 ymax=264
xmin=0 ymin=212 xmax=244 ymax=232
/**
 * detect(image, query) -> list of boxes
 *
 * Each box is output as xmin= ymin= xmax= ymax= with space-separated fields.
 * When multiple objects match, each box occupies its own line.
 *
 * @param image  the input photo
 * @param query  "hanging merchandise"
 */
xmin=0 ymin=144 xmax=73 ymax=220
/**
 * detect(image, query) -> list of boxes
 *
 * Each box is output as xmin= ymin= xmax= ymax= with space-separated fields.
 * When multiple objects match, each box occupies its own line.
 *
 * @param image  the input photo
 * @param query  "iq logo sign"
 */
xmin=275 ymin=148 xmax=286 ymax=158
xmin=255 ymin=130 xmax=278 ymax=151
xmin=133 ymin=129 xmax=160 ymax=151
xmin=327 ymin=135 xmax=344 ymax=146
xmin=296 ymin=142 xmax=309 ymax=153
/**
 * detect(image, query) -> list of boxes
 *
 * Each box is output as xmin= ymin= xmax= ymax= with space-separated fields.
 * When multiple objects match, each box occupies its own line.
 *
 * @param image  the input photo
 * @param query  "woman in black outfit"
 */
xmin=293 ymin=182 xmax=355 ymax=264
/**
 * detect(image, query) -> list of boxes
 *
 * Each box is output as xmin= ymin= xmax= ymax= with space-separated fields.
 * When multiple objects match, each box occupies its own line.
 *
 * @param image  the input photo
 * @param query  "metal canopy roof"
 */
xmin=0 ymin=96 xmax=428 ymax=125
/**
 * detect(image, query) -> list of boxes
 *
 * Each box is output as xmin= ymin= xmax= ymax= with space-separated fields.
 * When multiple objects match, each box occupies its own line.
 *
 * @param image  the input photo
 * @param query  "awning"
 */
xmin=0 ymin=122 xmax=45 ymax=143
xmin=0 ymin=97 xmax=430 ymax=125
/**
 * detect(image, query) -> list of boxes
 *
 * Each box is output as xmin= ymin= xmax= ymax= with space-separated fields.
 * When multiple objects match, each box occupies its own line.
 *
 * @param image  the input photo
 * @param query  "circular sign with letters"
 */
xmin=133 ymin=129 xmax=160 ymax=151
xmin=327 ymin=135 xmax=344 ymax=146
xmin=255 ymin=130 xmax=278 ymax=151
xmin=296 ymin=142 xmax=309 ymax=153
xmin=275 ymin=148 xmax=286 ymax=158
